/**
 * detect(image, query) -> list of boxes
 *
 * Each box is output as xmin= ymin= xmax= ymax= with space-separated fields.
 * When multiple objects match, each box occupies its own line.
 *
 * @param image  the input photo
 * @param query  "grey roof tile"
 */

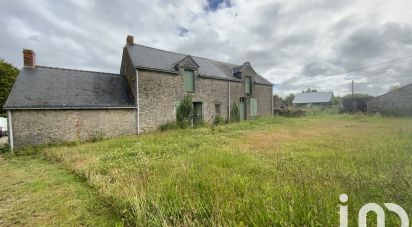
xmin=4 ymin=66 xmax=135 ymax=109
xmin=293 ymin=92 xmax=333 ymax=104
xmin=126 ymin=44 xmax=272 ymax=85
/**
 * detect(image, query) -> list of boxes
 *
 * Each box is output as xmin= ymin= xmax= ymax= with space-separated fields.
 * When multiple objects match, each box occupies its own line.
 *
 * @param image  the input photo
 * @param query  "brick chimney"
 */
xmin=126 ymin=35 xmax=134 ymax=45
xmin=23 ymin=49 xmax=36 ymax=68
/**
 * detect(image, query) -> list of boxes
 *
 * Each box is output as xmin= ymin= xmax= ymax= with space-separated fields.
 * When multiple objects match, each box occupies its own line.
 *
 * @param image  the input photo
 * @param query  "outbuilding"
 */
xmin=367 ymin=83 xmax=412 ymax=116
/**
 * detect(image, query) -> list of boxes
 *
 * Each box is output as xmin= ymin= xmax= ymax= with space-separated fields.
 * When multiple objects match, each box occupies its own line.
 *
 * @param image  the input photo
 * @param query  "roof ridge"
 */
xmin=35 ymin=65 xmax=120 ymax=76
xmin=372 ymin=82 xmax=412 ymax=99
xmin=130 ymin=43 xmax=240 ymax=67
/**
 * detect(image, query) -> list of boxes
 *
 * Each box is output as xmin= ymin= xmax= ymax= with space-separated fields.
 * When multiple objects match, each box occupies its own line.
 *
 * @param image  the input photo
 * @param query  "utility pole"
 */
xmin=351 ymin=80 xmax=355 ymax=113
xmin=351 ymin=80 xmax=354 ymax=99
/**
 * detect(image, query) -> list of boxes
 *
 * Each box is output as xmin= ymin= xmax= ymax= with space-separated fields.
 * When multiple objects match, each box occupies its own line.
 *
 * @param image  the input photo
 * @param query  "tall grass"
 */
xmin=19 ymin=115 xmax=412 ymax=226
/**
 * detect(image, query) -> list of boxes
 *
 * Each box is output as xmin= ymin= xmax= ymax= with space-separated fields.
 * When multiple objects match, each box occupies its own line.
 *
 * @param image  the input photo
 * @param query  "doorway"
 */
xmin=239 ymin=98 xmax=246 ymax=120
xmin=193 ymin=102 xmax=203 ymax=125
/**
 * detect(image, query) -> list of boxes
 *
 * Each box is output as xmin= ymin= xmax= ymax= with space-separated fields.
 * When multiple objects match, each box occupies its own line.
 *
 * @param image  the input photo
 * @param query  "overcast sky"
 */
xmin=1 ymin=0 xmax=412 ymax=97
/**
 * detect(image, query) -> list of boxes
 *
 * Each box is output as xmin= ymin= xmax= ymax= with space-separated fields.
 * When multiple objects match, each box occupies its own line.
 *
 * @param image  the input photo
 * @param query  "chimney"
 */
xmin=126 ymin=35 xmax=134 ymax=45
xmin=23 ymin=49 xmax=36 ymax=68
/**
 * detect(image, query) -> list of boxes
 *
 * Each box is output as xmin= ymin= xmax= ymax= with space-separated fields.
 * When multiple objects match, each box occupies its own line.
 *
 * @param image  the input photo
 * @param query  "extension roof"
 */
xmin=4 ymin=66 xmax=135 ymax=110
xmin=125 ymin=44 xmax=272 ymax=85
xmin=292 ymin=92 xmax=333 ymax=104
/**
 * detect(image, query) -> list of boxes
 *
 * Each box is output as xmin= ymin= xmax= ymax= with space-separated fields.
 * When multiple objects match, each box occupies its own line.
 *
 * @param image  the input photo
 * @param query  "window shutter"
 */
xmin=245 ymin=76 xmax=251 ymax=94
xmin=184 ymin=70 xmax=194 ymax=92
xmin=250 ymin=98 xmax=257 ymax=117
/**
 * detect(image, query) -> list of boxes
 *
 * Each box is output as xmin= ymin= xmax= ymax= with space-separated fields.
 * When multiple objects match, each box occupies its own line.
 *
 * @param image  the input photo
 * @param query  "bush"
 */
xmin=214 ymin=115 xmax=224 ymax=125
xmin=230 ymin=103 xmax=240 ymax=122
xmin=176 ymin=94 xmax=193 ymax=128
xmin=342 ymin=94 xmax=373 ymax=113
xmin=282 ymin=109 xmax=306 ymax=118
xmin=0 ymin=144 xmax=9 ymax=154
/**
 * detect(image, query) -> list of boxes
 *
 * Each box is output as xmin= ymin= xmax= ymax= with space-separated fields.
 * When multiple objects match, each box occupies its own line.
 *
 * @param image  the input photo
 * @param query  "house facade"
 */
xmin=4 ymin=35 xmax=273 ymax=149
xmin=121 ymin=36 xmax=273 ymax=132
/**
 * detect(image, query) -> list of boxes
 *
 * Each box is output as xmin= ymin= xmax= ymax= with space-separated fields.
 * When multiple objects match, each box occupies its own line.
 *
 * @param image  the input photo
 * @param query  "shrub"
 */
xmin=0 ymin=144 xmax=9 ymax=154
xmin=283 ymin=109 xmax=306 ymax=118
xmin=342 ymin=94 xmax=373 ymax=113
xmin=176 ymin=94 xmax=193 ymax=128
xmin=230 ymin=103 xmax=240 ymax=122
xmin=214 ymin=114 xmax=224 ymax=125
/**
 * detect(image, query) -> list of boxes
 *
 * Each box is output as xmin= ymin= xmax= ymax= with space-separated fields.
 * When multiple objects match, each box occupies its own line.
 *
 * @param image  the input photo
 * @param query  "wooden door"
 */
xmin=193 ymin=102 xmax=203 ymax=125
xmin=239 ymin=98 xmax=246 ymax=120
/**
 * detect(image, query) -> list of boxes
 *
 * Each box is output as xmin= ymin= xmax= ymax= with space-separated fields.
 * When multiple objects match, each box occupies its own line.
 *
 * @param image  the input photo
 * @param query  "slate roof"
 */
xmin=126 ymin=44 xmax=272 ymax=85
xmin=4 ymin=66 xmax=135 ymax=109
xmin=292 ymin=92 xmax=333 ymax=104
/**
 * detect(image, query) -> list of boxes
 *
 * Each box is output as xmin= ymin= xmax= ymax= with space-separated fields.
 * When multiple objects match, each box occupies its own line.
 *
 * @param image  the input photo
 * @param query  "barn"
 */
xmin=292 ymin=92 xmax=333 ymax=105
xmin=367 ymin=83 xmax=412 ymax=116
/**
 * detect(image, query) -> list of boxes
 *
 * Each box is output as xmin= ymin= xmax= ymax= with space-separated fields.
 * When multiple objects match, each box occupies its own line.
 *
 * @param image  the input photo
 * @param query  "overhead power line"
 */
xmin=278 ymin=53 xmax=412 ymax=77
xmin=324 ymin=54 xmax=412 ymax=77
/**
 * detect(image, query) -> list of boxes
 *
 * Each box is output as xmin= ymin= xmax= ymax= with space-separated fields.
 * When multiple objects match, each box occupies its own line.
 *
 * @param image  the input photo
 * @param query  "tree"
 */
xmin=389 ymin=84 xmax=401 ymax=91
xmin=230 ymin=102 xmax=240 ymax=122
xmin=331 ymin=95 xmax=341 ymax=105
xmin=273 ymin=94 xmax=282 ymax=102
xmin=0 ymin=59 xmax=19 ymax=114
xmin=284 ymin=93 xmax=295 ymax=106
xmin=342 ymin=93 xmax=371 ymax=99
xmin=302 ymin=88 xmax=318 ymax=93
xmin=176 ymin=94 xmax=193 ymax=128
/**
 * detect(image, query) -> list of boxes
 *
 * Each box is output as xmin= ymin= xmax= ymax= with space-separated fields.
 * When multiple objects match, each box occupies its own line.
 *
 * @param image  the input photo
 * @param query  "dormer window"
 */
xmin=244 ymin=76 xmax=252 ymax=94
xmin=184 ymin=69 xmax=195 ymax=92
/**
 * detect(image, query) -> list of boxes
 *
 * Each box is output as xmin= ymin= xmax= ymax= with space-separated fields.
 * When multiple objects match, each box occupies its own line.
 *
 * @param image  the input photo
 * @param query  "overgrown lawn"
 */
xmin=10 ymin=115 xmax=412 ymax=226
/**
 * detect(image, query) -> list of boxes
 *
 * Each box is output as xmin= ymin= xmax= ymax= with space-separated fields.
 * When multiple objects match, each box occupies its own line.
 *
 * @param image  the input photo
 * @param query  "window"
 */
xmin=215 ymin=104 xmax=221 ymax=115
xmin=183 ymin=69 xmax=195 ymax=92
xmin=244 ymin=76 xmax=251 ymax=94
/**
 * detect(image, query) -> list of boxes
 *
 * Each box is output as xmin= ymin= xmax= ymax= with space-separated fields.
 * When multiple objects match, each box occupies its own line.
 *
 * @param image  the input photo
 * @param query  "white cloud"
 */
xmin=1 ymin=0 xmax=412 ymax=97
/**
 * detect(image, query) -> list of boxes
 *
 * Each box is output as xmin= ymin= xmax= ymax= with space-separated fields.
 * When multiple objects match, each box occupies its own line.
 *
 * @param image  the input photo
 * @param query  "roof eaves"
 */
xmin=4 ymin=106 xmax=137 ymax=110
xmin=199 ymin=74 xmax=242 ymax=82
xmin=293 ymin=101 xmax=330 ymax=104
xmin=135 ymin=66 xmax=179 ymax=74
xmin=255 ymin=82 xmax=273 ymax=86
xmin=370 ymin=83 xmax=412 ymax=100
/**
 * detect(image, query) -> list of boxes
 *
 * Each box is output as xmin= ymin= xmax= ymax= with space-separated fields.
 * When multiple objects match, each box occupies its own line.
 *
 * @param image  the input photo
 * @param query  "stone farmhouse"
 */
xmin=4 ymin=35 xmax=273 ymax=149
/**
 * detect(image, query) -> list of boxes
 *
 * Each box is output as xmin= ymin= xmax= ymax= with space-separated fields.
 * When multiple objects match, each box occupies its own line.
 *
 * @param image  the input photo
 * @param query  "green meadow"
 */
xmin=1 ymin=115 xmax=411 ymax=226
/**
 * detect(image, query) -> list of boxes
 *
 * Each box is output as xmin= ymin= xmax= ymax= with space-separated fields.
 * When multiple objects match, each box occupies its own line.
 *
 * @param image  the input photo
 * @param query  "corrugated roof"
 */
xmin=4 ymin=66 xmax=135 ymax=109
xmin=292 ymin=92 xmax=333 ymax=104
xmin=126 ymin=44 xmax=272 ymax=85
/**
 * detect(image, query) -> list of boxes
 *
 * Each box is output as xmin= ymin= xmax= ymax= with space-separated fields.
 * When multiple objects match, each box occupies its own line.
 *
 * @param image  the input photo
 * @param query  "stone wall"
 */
xmin=367 ymin=84 xmax=412 ymax=116
xmin=253 ymin=84 xmax=273 ymax=116
xmin=138 ymin=69 xmax=273 ymax=131
xmin=138 ymin=70 xmax=230 ymax=131
xmin=11 ymin=109 xmax=137 ymax=148
xmin=229 ymin=81 xmax=272 ymax=118
xmin=120 ymin=48 xmax=137 ymax=99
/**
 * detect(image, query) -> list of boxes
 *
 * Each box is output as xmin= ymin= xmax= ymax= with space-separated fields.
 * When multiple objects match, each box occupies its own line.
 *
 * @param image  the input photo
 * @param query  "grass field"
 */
xmin=2 ymin=115 xmax=412 ymax=226
xmin=0 ymin=156 xmax=121 ymax=226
